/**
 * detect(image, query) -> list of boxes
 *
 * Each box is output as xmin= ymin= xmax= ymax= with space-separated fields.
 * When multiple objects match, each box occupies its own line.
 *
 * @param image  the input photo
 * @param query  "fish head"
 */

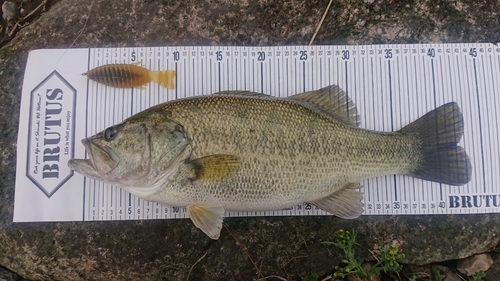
xmin=68 ymin=112 xmax=190 ymax=188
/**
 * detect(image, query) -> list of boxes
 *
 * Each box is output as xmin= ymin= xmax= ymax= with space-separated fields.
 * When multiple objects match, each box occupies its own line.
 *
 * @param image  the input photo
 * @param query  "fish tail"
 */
xmin=400 ymin=102 xmax=472 ymax=185
xmin=148 ymin=70 xmax=176 ymax=89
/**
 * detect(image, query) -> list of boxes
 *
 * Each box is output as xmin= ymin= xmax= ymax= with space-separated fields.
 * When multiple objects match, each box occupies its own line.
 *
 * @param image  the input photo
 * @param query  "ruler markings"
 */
xmin=487 ymin=50 xmax=497 ymax=197
xmin=438 ymin=53 xmax=446 ymax=205
xmin=430 ymin=54 xmax=439 ymax=206
xmin=473 ymin=51 xmax=484 ymax=194
xmin=465 ymin=53 xmax=479 ymax=194
xmin=395 ymin=49 xmax=403 ymax=206
xmin=360 ymin=54 xmax=369 ymax=213
xmin=481 ymin=53 xmax=494 ymax=194
xmin=445 ymin=51 xmax=454 ymax=207
xmin=402 ymin=53 xmax=409 ymax=207
xmin=491 ymin=54 xmax=500 ymax=198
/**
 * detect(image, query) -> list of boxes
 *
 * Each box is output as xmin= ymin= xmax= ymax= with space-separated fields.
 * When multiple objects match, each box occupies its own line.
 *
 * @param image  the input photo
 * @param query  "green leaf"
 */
xmin=302 ymin=273 xmax=319 ymax=281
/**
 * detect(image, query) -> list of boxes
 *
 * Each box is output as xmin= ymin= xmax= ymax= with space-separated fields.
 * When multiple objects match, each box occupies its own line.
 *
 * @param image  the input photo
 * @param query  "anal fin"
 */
xmin=308 ymin=182 xmax=364 ymax=219
xmin=187 ymin=203 xmax=225 ymax=239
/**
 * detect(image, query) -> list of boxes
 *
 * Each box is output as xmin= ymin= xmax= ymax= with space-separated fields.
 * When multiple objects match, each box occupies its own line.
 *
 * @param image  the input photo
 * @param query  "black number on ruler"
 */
xmin=393 ymin=202 xmax=400 ymax=209
xmin=427 ymin=48 xmax=435 ymax=58
xmin=299 ymin=50 xmax=307 ymax=60
xmin=131 ymin=51 xmax=136 ymax=61
xmin=469 ymin=48 xmax=477 ymax=57
xmin=257 ymin=51 xmax=265 ymax=61
xmin=173 ymin=51 xmax=180 ymax=61
xmin=341 ymin=50 xmax=349 ymax=60
xmin=439 ymin=202 xmax=445 ymax=208
xmin=216 ymin=51 xmax=223 ymax=61
xmin=385 ymin=49 xmax=392 ymax=59
xmin=127 ymin=207 xmax=132 ymax=214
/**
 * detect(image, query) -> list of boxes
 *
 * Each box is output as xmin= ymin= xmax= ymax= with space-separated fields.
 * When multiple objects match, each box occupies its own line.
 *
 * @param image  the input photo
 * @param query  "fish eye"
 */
xmin=104 ymin=126 xmax=118 ymax=141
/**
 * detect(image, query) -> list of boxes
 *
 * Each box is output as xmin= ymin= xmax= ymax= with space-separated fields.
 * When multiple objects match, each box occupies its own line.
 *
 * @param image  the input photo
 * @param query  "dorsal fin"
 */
xmin=213 ymin=90 xmax=269 ymax=98
xmin=289 ymin=85 xmax=361 ymax=127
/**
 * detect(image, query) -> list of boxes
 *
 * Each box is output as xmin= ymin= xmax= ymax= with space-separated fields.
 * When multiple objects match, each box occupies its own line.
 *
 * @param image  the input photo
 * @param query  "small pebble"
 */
xmin=2 ymin=1 xmax=20 ymax=21
xmin=457 ymin=253 xmax=493 ymax=276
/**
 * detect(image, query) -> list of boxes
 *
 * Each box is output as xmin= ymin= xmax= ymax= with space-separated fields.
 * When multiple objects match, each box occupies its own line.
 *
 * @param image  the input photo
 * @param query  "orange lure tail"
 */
xmin=148 ymin=70 xmax=176 ymax=90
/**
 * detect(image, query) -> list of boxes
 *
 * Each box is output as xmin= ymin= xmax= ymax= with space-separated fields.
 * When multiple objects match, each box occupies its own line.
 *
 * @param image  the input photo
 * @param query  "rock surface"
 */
xmin=1 ymin=0 xmax=500 ymax=280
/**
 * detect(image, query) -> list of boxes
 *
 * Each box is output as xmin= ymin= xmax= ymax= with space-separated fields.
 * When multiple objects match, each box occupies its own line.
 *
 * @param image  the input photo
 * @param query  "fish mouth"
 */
xmin=68 ymin=138 xmax=118 ymax=178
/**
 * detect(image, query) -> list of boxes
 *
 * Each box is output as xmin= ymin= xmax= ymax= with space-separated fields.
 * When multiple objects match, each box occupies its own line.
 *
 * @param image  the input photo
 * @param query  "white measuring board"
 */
xmin=14 ymin=43 xmax=500 ymax=222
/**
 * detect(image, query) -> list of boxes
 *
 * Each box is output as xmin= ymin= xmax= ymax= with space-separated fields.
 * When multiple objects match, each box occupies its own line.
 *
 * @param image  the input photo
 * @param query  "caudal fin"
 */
xmin=400 ymin=102 xmax=472 ymax=185
xmin=148 ymin=70 xmax=176 ymax=89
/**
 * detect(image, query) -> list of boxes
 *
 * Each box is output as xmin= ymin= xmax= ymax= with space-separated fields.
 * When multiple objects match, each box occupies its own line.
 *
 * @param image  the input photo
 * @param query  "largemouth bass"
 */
xmin=68 ymin=85 xmax=472 ymax=239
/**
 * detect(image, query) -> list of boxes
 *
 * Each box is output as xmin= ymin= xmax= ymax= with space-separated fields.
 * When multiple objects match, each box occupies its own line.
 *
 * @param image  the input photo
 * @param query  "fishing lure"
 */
xmin=84 ymin=63 xmax=176 ymax=89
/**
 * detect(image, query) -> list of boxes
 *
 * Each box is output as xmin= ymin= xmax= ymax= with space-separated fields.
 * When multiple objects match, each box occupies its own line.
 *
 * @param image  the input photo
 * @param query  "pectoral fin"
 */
xmin=187 ymin=203 xmax=225 ymax=239
xmin=183 ymin=155 xmax=241 ymax=182
xmin=308 ymin=182 xmax=364 ymax=219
